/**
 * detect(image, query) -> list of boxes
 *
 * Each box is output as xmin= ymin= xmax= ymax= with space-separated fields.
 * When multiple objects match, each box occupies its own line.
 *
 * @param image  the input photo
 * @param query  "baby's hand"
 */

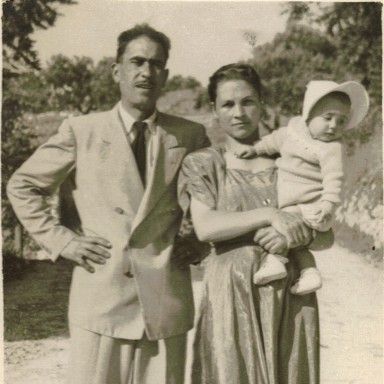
xmin=319 ymin=201 xmax=336 ymax=222
xmin=234 ymin=145 xmax=257 ymax=159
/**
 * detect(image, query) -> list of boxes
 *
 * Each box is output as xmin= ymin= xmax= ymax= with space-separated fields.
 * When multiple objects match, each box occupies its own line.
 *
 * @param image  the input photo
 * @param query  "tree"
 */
xmin=284 ymin=2 xmax=382 ymax=104
xmin=163 ymin=75 xmax=201 ymax=93
xmin=2 ymin=0 xmax=76 ymax=253
xmin=3 ymin=0 xmax=76 ymax=74
xmin=43 ymin=55 xmax=119 ymax=113
xmin=44 ymin=55 xmax=95 ymax=114
xmin=250 ymin=23 xmax=338 ymax=117
xmin=91 ymin=57 xmax=120 ymax=111
xmin=2 ymin=73 xmax=43 ymax=253
xmin=4 ymin=71 xmax=50 ymax=113
xmin=248 ymin=2 xmax=381 ymax=131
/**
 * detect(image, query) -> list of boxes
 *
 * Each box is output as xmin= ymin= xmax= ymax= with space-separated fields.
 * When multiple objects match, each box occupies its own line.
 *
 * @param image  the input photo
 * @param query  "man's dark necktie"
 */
xmin=131 ymin=121 xmax=148 ymax=185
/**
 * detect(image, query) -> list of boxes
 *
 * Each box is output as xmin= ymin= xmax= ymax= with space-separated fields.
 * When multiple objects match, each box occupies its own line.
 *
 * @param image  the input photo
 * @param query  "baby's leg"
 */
xmin=283 ymin=203 xmax=333 ymax=231
xmin=253 ymin=206 xmax=304 ymax=286
xmin=282 ymin=205 xmax=323 ymax=295
xmin=253 ymin=252 xmax=288 ymax=286
xmin=289 ymin=245 xmax=322 ymax=295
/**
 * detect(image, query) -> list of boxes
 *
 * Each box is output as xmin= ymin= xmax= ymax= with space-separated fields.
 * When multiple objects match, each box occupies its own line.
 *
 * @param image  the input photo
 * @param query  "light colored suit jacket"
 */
xmin=7 ymin=104 xmax=210 ymax=340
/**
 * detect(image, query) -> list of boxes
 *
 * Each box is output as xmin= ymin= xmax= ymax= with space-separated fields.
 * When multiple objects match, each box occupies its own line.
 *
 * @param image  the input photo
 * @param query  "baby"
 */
xmin=236 ymin=80 xmax=369 ymax=295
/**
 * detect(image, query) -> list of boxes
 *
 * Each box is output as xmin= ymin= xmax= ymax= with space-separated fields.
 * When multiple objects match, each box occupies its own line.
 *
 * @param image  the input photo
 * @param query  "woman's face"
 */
xmin=213 ymin=79 xmax=262 ymax=142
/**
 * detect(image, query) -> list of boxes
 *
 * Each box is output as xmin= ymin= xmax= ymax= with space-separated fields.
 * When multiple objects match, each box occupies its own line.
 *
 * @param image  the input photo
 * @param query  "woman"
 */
xmin=178 ymin=64 xmax=331 ymax=383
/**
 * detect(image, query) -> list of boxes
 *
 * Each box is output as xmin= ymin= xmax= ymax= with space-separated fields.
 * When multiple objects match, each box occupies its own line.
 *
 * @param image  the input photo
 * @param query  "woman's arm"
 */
xmin=190 ymin=198 xmax=275 ymax=242
xmin=190 ymin=197 xmax=311 ymax=243
xmin=253 ymin=227 xmax=334 ymax=254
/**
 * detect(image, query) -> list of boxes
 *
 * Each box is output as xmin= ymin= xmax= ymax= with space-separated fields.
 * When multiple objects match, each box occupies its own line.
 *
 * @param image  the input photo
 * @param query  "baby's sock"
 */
xmin=290 ymin=267 xmax=322 ymax=295
xmin=253 ymin=253 xmax=287 ymax=285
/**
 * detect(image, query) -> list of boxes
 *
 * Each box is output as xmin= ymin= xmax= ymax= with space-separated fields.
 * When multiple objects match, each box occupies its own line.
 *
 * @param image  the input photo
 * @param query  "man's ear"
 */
xmin=162 ymin=68 xmax=169 ymax=87
xmin=112 ymin=62 xmax=120 ymax=84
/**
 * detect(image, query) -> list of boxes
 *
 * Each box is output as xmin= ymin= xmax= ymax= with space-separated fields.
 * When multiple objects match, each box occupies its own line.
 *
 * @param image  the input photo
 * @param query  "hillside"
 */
xmin=334 ymin=109 xmax=383 ymax=264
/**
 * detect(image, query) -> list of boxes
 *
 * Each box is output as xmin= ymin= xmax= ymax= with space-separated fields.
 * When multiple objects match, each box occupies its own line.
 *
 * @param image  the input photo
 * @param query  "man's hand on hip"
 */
xmin=61 ymin=236 xmax=112 ymax=273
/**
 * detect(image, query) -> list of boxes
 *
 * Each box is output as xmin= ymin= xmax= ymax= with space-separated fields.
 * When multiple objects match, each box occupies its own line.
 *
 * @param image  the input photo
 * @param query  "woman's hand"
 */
xmin=270 ymin=210 xmax=312 ymax=247
xmin=253 ymin=227 xmax=289 ymax=254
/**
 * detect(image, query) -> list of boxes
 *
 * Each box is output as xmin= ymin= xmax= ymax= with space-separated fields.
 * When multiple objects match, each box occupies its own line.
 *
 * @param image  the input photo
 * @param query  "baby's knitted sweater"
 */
xmin=255 ymin=116 xmax=344 ymax=208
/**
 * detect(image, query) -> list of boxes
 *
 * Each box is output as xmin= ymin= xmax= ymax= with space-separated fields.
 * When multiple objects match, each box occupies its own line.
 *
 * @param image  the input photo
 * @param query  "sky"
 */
xmin=32 ymin=0 xmax=290 ymax=85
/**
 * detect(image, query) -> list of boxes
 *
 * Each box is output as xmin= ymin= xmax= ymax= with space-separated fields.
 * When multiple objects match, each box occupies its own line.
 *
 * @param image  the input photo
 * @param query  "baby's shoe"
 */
xmin=253 ymin=254 xmax=287 ymax=285
xmin=290 ymin=267 xmax=322 ymax=295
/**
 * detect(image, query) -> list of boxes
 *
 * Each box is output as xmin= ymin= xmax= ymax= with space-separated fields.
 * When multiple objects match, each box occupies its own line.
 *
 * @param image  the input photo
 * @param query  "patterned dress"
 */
xmin=178 ymin=147 xmax=319 ymax=384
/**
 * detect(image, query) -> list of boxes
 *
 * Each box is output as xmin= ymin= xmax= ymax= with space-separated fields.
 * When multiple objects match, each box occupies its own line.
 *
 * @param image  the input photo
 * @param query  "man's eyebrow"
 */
xmin=129 ymin=55 xmax=145 ymax=61
xmin=129 ymin=55 xmax=165 ymax=63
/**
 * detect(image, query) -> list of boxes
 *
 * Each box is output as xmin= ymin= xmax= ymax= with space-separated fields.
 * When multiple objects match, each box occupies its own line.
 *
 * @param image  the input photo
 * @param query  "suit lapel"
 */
xmin=162 ymin=134 xmax=188 ymax=185
xmin=102 ymin=105 xmax=144 ymax=215
xmin=132 ymin=113 xmax=186 ymax=229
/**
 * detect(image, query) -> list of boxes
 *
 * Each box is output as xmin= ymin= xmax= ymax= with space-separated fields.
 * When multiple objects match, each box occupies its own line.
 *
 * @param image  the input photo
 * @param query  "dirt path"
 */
xmin=4 ymin=245 xmax=383 ymax=383
xmin=314 ymin=245 xmax=383 ymax=383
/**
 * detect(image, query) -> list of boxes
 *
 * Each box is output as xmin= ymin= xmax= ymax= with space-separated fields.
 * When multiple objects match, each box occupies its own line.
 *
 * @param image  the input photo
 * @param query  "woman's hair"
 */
xmin=116 ymin=24 xmax=171 ymax=63
xmin=207 ymin=63 xmax=263 ymax=103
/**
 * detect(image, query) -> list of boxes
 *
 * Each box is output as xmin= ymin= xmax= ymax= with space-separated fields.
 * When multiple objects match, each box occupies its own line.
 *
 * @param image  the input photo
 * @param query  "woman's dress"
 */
xmin=178 ymin=147 xmax=319 ymax=384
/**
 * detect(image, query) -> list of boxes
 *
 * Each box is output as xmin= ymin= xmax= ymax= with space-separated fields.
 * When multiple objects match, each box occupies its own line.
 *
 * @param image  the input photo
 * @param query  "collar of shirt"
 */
xmin=118 ymin=101 xmax=157 ymax=139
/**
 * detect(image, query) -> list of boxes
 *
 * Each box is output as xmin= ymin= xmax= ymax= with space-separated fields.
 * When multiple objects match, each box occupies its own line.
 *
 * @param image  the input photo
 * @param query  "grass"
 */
xmin=2 ymin=256 xmax=205 ymax=342
xmin=3 ymin=258 xmax=73 ymax=341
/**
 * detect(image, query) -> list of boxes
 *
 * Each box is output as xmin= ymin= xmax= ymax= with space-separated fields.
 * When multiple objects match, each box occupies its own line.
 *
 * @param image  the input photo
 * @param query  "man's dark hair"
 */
xmin=116 ymin=24 xmax=171 ymax=63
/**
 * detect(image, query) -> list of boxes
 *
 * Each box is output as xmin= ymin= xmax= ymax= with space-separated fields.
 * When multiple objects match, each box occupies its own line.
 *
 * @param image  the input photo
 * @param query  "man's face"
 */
xmin=113 ymin=36 xmax=169 ymax=115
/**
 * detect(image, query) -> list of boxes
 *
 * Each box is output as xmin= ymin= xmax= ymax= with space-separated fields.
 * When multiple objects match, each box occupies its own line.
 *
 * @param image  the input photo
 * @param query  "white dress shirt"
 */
xmin=118 ymin=102 xmax=159 ymax=182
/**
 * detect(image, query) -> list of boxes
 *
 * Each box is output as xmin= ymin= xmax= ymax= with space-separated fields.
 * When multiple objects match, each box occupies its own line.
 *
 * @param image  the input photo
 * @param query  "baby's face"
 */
xmin=307 ymin=94 xmax=351 ymax=142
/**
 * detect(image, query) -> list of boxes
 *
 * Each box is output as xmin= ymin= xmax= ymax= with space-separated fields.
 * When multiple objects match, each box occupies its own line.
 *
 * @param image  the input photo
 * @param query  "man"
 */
xmin=7 ymin=24 xmax=210 ymax=384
